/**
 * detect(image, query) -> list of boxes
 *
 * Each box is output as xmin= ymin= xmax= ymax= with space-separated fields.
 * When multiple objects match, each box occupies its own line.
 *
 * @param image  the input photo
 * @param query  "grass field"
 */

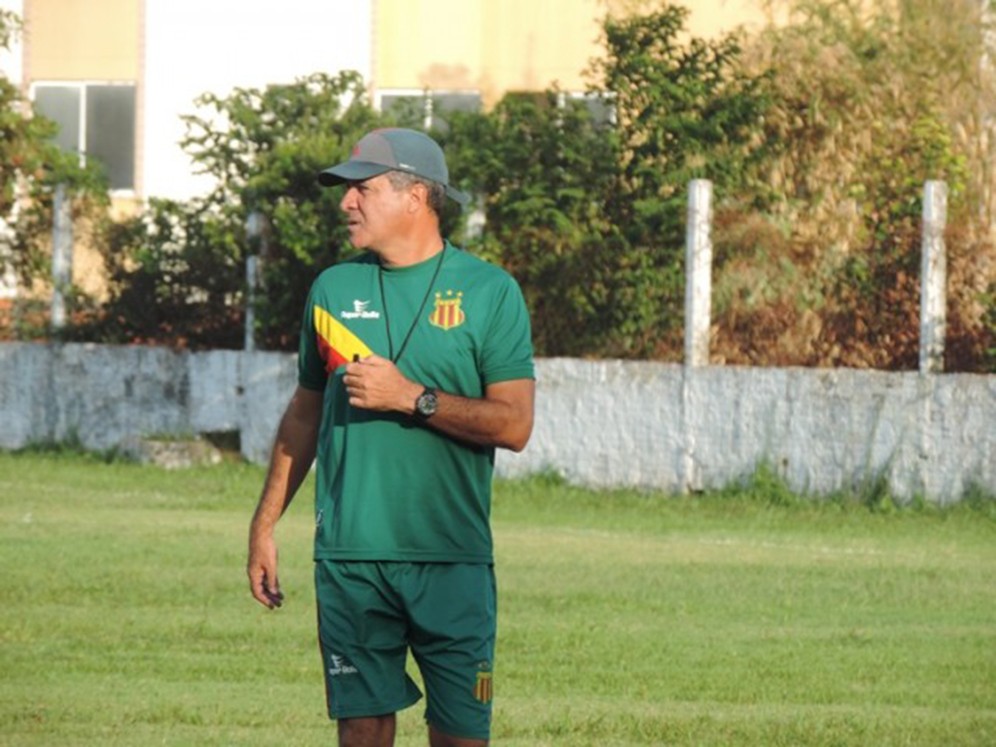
xmin=0 ymin=451 xmax=994 ymax=746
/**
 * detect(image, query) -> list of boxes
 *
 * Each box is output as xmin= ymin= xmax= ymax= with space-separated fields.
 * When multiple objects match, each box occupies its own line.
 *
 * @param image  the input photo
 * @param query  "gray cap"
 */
xmin=318 ymin=128 xmax=470 ymax=206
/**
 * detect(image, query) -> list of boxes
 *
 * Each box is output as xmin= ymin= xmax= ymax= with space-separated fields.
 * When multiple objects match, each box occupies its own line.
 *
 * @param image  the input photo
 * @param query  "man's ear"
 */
xmin=407 ymin=182 xmax=429 ymax=213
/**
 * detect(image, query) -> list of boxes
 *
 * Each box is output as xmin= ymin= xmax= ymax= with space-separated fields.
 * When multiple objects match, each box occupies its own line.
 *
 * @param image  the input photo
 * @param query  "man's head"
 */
xmin=318 ymin=128 xmax=469 ymax=210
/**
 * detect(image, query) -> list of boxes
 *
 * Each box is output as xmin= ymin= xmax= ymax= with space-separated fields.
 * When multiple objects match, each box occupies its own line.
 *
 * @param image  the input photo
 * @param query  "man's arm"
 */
xmin=247 ymin=385 xmax=323 ymax=608
xmin=421 ymin=378 xmax=534 ymax=452
xmin=342 ymin=355 xmax=535 ymax=452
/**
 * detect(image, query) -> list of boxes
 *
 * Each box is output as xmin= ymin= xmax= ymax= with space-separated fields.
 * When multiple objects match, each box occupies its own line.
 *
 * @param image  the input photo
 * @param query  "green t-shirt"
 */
xmin=298 ymin=241 xmax=535 ymax=563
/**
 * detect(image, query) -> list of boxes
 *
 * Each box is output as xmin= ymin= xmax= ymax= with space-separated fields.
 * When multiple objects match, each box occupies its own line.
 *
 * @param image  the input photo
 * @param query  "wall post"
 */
xmin=245 ymin=210 xmax=268 ymax=352
xmin=51 ymin=184 xmax=72 ymax=332
xmin=684 ymin=179 xmax=713 ymax=367
xmin=919 ymin=180 xmax=948 ymax=374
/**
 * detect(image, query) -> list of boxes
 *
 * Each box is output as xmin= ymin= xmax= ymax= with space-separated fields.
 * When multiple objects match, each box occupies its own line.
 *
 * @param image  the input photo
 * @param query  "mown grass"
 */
xmin=0 ymin=452 xmax=993 ymax=746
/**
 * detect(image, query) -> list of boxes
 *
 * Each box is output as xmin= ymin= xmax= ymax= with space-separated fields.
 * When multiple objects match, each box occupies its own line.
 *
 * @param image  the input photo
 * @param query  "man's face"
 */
xmin=339 ymin=173 xmax=411 ymax=250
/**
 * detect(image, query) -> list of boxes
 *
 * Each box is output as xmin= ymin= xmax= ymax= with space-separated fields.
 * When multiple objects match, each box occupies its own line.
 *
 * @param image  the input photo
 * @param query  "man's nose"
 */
xmin=340 ymin=186 xmax=357 ymax=212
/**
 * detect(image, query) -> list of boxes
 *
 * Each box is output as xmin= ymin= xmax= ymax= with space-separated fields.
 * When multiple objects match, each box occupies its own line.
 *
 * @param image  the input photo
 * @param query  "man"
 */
xmin=247 ymin=127 xmax=535 ymax=747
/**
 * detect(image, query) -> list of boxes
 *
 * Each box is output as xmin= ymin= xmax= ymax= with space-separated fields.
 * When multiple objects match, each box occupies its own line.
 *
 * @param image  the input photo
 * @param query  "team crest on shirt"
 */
xmin=428 ymin=290 xmax=466 ymax=330
xmin=473 ymin=662 xmax=493 ymax=703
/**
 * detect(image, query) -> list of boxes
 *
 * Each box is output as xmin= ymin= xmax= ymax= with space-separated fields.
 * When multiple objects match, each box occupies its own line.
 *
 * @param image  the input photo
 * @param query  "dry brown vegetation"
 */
xmin=707 ymin=0 xmax=995 ymax=370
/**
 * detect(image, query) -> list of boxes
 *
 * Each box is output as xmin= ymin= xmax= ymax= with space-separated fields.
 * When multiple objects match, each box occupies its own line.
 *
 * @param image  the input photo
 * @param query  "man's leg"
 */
xmin=428 ymin=723 xmax=487 ymax=747
xmin=406 ymin=564 xmax=497 ymax=745
xmin=317 ymin=563 xmax=422 ymax=745
xmin=338 ymin=714 xmax=396 ymax=747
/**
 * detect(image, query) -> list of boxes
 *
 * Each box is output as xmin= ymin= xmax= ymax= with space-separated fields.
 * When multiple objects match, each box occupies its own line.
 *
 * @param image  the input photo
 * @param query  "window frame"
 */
xmin=375 ymin=87 xmax=482 ymax=131
xmin=30 ymin=80 xmax=138 ymax=195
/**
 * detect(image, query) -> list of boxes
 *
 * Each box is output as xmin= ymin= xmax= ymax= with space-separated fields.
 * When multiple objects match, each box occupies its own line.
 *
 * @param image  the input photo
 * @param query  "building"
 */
xmin=2 ymin=0 xmax=764 ymax=203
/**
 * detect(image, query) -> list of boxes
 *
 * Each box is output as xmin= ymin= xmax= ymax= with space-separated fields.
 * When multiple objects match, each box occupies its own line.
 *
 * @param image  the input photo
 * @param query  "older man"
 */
xmin=247 ymin=128 xmax=535 ymax=747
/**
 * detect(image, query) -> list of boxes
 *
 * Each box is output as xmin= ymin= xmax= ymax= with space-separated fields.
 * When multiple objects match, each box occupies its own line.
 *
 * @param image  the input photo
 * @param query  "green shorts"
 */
xmin=314 ymin=560 xmax=496 ymax=740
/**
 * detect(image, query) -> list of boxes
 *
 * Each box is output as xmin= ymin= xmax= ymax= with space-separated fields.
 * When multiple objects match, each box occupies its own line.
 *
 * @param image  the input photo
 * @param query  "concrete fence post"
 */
xmin=245 ymin=210 xmax=267 ymax=352
xmin=423 ymin=90 xmax=433 ymax=131
xmin=684 ymin=179 xmax=713 ymax=367
xmin=51 ymin=184 xmax=72 ymax=332
xmin=245 ymin=255 xmax=258 ymax=352
xmin=680 ymin=179 xmax=714 ymax=494
xmin=919 ymin=180 xmax=948 ymax=374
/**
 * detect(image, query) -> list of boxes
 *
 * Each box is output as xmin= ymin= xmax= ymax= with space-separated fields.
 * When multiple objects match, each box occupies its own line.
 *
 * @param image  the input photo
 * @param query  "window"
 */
xmin=496 ymin=90 xmax=616 ymax=128
xmin=33 ymin=82 xmax=136 ymax=191
xmin=580 ymin=92 xmax=616 ymax=128
xmin=377 ymin=89 xmax=481 ymax=132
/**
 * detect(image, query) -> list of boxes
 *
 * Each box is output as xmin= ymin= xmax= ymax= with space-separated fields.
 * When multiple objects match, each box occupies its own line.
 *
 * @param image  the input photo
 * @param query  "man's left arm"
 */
xmin=421 ymin=378 xmax=534 ymax=452
xmin=342 ymin=355 xmax=535 ymax=452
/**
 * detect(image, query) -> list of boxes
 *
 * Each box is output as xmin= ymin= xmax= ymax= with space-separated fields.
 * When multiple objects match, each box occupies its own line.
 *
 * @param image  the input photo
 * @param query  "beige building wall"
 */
xmin=21 ymin=0 xmax=141 ymax=300
xmin=374 ymin=0 xmax=768 ymax=106
xmin=23 ymin=0 xmax=142 ymax=197
xmin=374 ymin=0 xmax=604 ymax=104
xmin=23 ymin=0 xmax=139 ymax=80
xmin=684 ymin=0 xmax=769 ymax=39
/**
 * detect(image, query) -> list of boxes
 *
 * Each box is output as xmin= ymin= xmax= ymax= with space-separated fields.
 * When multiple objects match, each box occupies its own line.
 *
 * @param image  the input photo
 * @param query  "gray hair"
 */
xmin=385 ymin=170 xmax=447 ymax=215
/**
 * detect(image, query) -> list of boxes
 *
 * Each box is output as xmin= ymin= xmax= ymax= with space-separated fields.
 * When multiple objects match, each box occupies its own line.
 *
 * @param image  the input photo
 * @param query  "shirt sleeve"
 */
xmin=479 ymin=272 xmax=535 ymax=386
xmin=298 ymin=282 xmax=327 ymax=392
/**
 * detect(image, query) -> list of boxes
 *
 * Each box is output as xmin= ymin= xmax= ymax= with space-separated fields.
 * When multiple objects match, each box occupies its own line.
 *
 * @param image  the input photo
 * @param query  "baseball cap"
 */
xmin=318 ymin=128 xmax=470 ymax=206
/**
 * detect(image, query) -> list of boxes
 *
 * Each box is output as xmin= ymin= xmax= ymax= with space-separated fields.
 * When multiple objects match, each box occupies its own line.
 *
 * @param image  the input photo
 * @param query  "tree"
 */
xmin=24 ymin=1 xmax=990 ymax=370
xmin=445 ymin=4 xmax=772 ymax=358
xmin=587 ymin=3 xmax=773 ymax=357
xmin=91 ymin=71 xmax=380 ymax=349
xmin=442 ymin=91 xmax=623 ymax=355
xmin=0 ymin=8 xmax=107 ymax=335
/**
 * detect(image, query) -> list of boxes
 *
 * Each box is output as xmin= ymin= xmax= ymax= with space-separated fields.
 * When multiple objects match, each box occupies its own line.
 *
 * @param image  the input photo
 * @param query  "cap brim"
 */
xmin=446 ymin=185 xmax=471 ymax=207
xmin=319 ymin=161 xmax=472 ymax=208
xmin=317 ymin=161 xmax=392 ymax=187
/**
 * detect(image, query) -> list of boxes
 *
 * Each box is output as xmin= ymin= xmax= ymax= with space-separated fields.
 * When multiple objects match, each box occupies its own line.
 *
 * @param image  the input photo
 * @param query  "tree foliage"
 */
xmin=4 ymin=2 xmax=992 ymax=370
xmin=89 ymin=72 xmax=379 ymax=349
xmin=446 ymin=4 xmax=772 ymax=358
xmin=443 ymin=92 xmax=625 ymax=356
xmin=71 ymin=5 xmax=774 ymax=359
xmin=0 ymin=9 xmax=107 ymax=305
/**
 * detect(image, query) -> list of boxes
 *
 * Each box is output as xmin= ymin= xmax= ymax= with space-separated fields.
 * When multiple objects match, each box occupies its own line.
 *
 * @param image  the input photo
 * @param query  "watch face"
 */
xmin=417 ymin=389 xmax=438 ymax=418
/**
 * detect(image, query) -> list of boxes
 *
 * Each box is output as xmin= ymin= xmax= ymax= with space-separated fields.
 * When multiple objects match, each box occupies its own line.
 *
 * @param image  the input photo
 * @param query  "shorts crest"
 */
xmin=473 ymin=668 xmax=493 ymax=704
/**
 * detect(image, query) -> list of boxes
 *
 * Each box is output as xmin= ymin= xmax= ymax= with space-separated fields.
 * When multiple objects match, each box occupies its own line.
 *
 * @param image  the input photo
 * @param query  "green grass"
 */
xmin=0 ymin=452 xmax=993 ymax=746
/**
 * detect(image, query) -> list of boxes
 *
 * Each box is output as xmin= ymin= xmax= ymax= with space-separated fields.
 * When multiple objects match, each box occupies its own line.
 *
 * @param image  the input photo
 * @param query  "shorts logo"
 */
xmin=473 ymin=668 xmax=493 ymax=704
xmin=428 ymin=291 xmax=465 ymax=331
xmin=328 ymin=654 xmax=358 ymax=677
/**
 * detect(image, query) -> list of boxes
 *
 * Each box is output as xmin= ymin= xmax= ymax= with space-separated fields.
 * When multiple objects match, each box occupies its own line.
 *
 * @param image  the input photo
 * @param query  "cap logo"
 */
xmin=397 ymin=161 xmax=416 ymax=171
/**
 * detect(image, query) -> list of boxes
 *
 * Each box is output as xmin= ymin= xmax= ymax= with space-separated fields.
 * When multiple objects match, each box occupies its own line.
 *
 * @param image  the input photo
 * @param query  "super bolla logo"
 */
xmin=340 ymin=300 xmax=381 ymax=320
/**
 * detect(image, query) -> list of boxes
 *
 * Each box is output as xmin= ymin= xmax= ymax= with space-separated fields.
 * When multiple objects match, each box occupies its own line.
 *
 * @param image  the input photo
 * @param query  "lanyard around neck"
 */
xmin=377 ymin=245 xmax=446 ymax=364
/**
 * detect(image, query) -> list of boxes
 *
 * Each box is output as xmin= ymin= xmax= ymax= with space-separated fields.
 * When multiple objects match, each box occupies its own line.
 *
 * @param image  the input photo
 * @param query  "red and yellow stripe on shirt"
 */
xmin=314 ymin=306 xmax=373 ymax=373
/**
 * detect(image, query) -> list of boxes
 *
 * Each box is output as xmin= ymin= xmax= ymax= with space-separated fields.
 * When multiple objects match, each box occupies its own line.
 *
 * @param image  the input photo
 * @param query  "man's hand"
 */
xmin=245 ymin=385 xmax=322 ymax=610
xmin=343 ymin=354 xmax=420 ymax=414
xmin=247 ymin=531 xmax=284 ymax=609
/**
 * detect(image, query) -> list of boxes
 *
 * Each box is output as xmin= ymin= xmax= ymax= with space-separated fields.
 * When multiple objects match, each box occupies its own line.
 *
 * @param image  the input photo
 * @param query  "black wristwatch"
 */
xmin=413 ymin=387 xmax=439 ymax=421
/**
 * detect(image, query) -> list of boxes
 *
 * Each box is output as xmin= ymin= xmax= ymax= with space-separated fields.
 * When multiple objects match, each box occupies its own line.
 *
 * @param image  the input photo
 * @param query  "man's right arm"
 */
xmin=247 ymin=385 xmax=324 ymax=609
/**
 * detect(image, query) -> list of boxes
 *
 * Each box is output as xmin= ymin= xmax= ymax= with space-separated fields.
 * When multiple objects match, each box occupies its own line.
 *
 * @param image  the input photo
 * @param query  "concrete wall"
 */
xmin=1 ymin=343 xmax=993 ymax=503
xmin=504 ymin=359 xmax=995 ymax=503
